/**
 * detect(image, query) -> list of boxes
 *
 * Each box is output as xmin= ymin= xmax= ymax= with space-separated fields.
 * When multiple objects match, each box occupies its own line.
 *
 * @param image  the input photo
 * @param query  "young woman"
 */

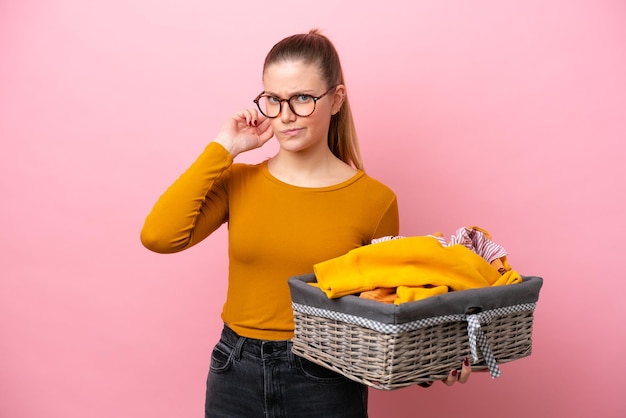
xmin=141 ymin=29 xmax=470 ymax=418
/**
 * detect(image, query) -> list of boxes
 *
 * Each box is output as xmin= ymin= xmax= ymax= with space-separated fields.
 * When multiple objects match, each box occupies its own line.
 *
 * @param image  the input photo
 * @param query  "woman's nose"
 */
xmin=279 ymin=101 xmax=297 ymax=122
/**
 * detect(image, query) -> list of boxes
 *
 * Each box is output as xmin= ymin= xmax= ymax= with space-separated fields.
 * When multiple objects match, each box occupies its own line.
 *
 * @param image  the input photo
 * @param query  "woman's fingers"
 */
xmin=442 ymin=369 xmax=459 ymax=386
xmin=231 ymin=109 xmax=259 ymax=127
xmin=458 ymin=357 xmax=471 ymax=384
xmin=215 ymin=109 xmax=272 ymax=156
xmin=441 ymin=358 xmax=471 ymax=386
xmin=257 ymin=118 xmax=274 ymax=144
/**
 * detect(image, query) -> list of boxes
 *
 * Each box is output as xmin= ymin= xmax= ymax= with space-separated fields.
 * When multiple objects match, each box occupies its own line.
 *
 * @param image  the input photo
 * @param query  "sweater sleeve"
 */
xmin=140 ymin=142 xmax=233 ymax=254
xmin=370 ymin=195 xmax=400 ymax=241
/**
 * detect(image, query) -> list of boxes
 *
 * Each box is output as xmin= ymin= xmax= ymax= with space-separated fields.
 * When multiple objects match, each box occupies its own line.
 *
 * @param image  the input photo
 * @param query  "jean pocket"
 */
xmin=209 ymin=341 xmax=234 ymax=373
xmin=294 ymin=355 xmax=349 ymax=384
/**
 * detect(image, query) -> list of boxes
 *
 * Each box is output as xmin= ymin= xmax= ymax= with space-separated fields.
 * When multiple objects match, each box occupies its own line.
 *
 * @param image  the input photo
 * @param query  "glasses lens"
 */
xmin=256 ymin=95 xmax=280 ymax=118
xmin=289 ymin=95 xmax=315 ymax=117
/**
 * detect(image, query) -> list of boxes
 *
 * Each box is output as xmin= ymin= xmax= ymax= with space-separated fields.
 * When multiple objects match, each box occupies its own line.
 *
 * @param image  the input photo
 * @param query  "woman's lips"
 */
xmin=282 ymin=128 xmax=303 ymax=136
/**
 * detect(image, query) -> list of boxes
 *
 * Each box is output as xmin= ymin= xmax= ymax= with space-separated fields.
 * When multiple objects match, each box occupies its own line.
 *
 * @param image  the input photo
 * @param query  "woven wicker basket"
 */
xmin=288 ymin=274 xmax=543 ymax=390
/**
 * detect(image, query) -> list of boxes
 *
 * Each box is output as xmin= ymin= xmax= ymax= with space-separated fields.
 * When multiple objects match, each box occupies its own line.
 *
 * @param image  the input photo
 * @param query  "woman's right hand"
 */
xmin=213 ymin=109 xmax=274 ymax=157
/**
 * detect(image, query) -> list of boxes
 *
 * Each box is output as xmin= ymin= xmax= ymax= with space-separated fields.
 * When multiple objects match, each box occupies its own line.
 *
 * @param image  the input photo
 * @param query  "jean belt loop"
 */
xmin=233 ymin=335 xmax=246 ymax=361
xmin=286 ymin=341 xmax=295 ymax=368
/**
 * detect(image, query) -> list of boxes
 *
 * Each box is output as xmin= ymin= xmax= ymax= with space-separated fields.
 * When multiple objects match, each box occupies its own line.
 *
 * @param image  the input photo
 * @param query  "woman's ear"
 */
xmin=331 ymin=85 xmax=346 ymax=115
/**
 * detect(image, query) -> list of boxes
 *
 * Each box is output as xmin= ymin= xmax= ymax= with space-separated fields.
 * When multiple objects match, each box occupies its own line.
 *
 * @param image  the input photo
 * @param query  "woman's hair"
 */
xmin=263 ymin=29 xmax=363 ymax=170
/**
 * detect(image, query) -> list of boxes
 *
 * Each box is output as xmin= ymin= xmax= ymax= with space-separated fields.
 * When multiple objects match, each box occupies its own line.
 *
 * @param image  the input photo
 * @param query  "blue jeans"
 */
xmin=205 ymin=325 xmax=368 ymax=418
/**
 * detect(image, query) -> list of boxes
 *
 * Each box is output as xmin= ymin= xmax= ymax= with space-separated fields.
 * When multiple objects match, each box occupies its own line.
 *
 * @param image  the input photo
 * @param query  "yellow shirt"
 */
xmin=141 ymin=142 xmax=399 ymax=340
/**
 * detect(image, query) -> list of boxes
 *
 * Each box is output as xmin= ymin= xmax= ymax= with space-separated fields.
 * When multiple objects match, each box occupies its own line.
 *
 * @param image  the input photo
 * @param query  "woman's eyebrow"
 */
xmin=264 ymin=89 xmax=316 ymax=97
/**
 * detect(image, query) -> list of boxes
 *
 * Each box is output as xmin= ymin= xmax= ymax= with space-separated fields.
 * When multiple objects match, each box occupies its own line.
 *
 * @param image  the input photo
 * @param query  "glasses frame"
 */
xmin=253 ymin=86 xmax=337 ymax=118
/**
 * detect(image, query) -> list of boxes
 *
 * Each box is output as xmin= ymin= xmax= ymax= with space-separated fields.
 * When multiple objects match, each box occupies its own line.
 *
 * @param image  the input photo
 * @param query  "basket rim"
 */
xmin=288 ymin=274 xmax=543 ymax=325
xmin=292 ymin=301 xmax=536 ymax=335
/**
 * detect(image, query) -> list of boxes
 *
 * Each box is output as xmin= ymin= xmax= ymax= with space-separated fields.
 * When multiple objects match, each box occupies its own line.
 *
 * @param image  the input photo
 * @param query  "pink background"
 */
xmin=1 ymin=1 xmax=625 ymax=417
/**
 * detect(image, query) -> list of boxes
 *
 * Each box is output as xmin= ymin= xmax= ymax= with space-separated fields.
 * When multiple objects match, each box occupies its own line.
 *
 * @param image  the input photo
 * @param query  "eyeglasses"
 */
xmin=253 ymin=86 xmax=337 ymax=118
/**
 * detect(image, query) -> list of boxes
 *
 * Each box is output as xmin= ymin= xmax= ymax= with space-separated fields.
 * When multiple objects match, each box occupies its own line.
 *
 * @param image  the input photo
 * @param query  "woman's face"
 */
xmin=262 ymin=59 xmax=343 ymax=155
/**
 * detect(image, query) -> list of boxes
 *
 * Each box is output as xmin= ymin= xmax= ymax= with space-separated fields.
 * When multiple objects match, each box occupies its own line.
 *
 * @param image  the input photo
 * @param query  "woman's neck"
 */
xmin=268 ymin=147 xmax=357 ymax=187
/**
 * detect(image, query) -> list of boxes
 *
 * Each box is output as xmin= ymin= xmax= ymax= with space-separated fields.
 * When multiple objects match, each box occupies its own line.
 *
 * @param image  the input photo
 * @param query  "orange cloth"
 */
xmin=359 ymin=285 xmax=449 ymax=305
xmin=359 ymin=287 xmax=397 ymax=303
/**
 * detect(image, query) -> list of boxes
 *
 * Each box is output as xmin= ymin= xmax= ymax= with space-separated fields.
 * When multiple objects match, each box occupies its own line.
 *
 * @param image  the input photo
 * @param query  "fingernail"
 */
xmin=253 ymin=120 xmax=258 ymax=126
xmin=451 ymin=369 xmax=458 ymax=377
xmin=464 ymin=358 xmax=470 ymax=367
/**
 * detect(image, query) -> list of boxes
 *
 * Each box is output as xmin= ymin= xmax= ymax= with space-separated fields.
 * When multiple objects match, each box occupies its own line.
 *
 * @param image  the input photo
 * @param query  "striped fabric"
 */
xmin=373 ymin=226 xmax=508 ymax=264
xmin=448 ymin=226 xmax=508 ymax=264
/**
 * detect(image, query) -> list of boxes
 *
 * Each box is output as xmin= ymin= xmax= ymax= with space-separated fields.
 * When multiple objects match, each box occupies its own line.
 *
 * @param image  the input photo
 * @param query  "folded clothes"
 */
xmin=312 ymin=231 xmax=521 ymax=303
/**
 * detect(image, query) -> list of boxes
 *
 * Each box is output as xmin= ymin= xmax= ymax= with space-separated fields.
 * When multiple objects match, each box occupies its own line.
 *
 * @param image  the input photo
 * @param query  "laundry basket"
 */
xmin=288 ymin=273 xmax=543 ymax=390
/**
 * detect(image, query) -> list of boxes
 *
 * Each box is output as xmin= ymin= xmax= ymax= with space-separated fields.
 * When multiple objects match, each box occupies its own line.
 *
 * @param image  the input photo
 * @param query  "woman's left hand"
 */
xmin=442 ymin=357 xmax=471 ymax=386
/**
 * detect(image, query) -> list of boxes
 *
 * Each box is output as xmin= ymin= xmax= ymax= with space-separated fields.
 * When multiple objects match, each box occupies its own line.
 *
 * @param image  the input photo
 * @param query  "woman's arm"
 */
xmin=371 ymin=195 xmax=400 ymax=240
xmin=140 ymin=110 xmax=274 ymax=253
xmin=140 ymin=142 xmax=233 ymax=253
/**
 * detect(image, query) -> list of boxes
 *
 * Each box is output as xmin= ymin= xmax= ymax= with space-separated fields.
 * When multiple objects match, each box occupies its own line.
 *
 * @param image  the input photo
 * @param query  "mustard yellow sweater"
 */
xmin=140 ymin=142 xmax=399 ymax=340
